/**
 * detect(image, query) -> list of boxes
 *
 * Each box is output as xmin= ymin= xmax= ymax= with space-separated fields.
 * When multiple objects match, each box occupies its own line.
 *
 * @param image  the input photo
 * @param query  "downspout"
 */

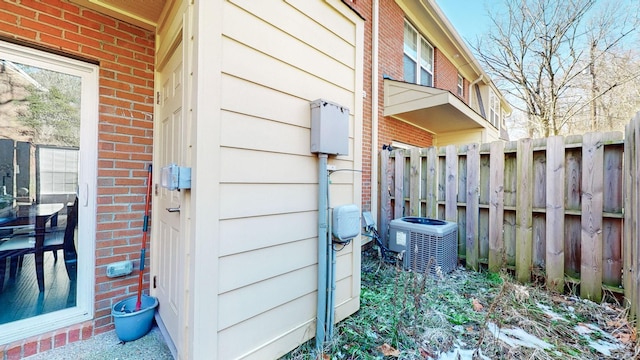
xmin=316 ymin=153 xmax=329 ymax=349
xmin=371 ymin=0 xmax=380 ymax=224
xmin=468 ymin=74 xmax=483 ymax=110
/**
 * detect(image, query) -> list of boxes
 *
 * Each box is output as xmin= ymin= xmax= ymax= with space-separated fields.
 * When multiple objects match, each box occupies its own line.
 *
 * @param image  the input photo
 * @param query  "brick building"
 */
xmin=0 ymin=0 xmax=509 ymax=359
xmin=0 ymin=0 xmax=363 ymax=359
xmin=347 ymin=0 xmax=511 ymax=221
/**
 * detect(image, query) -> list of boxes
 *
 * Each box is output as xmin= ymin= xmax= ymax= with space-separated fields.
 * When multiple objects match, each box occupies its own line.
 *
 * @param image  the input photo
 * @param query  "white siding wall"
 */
xmin=217 ymin=0 xmax=363 ymax=358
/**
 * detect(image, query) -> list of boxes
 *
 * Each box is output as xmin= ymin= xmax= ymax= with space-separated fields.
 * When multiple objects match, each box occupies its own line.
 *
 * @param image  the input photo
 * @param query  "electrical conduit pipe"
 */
xmin=316 ymin=153 xmax=329 ymax=349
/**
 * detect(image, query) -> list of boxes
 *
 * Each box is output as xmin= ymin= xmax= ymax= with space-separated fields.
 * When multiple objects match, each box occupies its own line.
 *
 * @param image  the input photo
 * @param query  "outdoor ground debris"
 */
xmin=282 ymin=250 xmax=639 ymax=359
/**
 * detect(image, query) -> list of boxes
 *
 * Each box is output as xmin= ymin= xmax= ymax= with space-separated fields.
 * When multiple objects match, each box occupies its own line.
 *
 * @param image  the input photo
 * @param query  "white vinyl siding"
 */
xmin=403 ymin=20 xmax=433 ymax=86
xmin=216 ymin=0 xmax=363 ymax=358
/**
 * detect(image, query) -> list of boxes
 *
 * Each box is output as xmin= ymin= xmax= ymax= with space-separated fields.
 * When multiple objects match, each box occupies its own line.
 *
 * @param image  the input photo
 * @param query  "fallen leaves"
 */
xmin=377 ymin=343 xmax=400 ymax=357
xmin=472 ymin=298 xmax=484 ymax=311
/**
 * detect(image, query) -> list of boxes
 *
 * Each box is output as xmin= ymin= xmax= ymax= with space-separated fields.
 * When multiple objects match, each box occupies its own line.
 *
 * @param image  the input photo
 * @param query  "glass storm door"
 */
xmin=0 ymin=40 xmax=98 ymax=344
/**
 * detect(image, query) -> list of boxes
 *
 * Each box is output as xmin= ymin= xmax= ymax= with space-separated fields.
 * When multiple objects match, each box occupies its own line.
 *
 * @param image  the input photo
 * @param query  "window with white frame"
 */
xmin=489 ymin=90 xmax=500 ymax=128
xmin=457 ymin=74 xmax=464 ymax=97
xmin=403 ymin=21 xmax=434 ymax=86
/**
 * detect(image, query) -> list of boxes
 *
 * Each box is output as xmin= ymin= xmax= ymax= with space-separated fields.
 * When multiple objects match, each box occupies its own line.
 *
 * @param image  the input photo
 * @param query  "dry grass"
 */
xmin=282 ymin=250 xmax=639 ymax=359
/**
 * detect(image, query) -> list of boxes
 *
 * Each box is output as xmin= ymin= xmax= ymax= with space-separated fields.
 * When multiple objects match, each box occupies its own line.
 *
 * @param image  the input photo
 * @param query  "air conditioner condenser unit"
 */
xmin=388 ymin=217 xmax=457 ymax=275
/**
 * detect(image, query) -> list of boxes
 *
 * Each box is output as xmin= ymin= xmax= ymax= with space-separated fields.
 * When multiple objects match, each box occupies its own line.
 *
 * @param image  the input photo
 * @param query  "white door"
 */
xmin=153 ymin=40 xmax=185 ymax=353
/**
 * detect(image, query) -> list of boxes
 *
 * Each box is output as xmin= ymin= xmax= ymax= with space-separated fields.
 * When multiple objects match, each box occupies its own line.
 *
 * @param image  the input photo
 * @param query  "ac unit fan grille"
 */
xmin=405 ymin=228 xmax=457 ymax=275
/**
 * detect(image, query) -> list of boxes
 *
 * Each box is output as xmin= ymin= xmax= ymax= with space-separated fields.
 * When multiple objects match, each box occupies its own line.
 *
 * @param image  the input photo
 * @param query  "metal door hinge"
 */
xmin=156 ymin=91 xmax=160 ymax=105
xmin=153 ymin=275 xmax=157 ymax=289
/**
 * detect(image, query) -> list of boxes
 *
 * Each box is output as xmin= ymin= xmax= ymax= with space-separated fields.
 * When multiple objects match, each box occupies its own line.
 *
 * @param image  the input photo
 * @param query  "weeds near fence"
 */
xmin=282 ymin=250 xmax=638 ymax=359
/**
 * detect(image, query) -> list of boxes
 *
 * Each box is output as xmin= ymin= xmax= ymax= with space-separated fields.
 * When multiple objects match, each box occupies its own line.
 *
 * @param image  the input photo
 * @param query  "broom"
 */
xmin=135 ymin=164 xmax=153 ymax=311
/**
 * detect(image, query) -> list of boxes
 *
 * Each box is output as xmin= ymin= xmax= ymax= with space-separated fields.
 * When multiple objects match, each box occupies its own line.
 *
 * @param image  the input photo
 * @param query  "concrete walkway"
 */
xmin=24 ymin=326 xmax=174 ymax=360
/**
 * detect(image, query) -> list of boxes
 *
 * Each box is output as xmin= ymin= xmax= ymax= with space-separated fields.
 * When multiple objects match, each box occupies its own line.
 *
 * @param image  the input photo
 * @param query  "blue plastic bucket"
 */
xmin=111 ymin=295 xmax=158 ymax=342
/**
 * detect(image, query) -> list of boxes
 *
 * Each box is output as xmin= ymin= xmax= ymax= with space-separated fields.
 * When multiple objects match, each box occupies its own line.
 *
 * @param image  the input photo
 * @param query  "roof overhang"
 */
xmin=383 ymin=79 xmax=491 ymax=134
xmin=69 ymin=0 xmax=166 ymax=30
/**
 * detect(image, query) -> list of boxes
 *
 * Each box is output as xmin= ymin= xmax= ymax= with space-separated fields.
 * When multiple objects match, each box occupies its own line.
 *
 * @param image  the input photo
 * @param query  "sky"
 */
xmin=434 ymin=0 xmax=491 ymax=46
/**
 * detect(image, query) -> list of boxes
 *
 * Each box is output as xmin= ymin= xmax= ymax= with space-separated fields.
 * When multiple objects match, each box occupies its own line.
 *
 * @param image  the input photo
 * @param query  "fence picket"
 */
xmin=602 ymin=134 xmax=623 ymax=288
xmin=379 ymin=150 xmax=391 ymax=245
xmin=394 ymin=151 xmax=404 ymax=219
xmin=516 ymin=138 xmax=533 ymax=283
xmin=445 ymin=145 xmax=458 ymax=223
xmin=546 ymin=136 xmax=565 ymax=293
xmin=425 ymin=147 xmax=438 ymax=218
xmin=634 ymin=115 xmax=640 ymax=328
xmin=409 ymin=148 xmax=420 ymax=216
xmin=466 ymin=143 xmax=480 ymax=270
xmin=489 ymin=141 xmax=505 ymax=272
xmin=580 ymin=132 xmax=604 ymax=302
xmin=377 ymin=115 xmax=638 ymax=320
xmin=623 ymin=121 xmax=635 ymax=319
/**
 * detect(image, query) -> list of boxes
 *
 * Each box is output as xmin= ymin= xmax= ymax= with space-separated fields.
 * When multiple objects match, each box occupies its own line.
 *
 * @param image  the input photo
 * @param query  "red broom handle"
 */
xmin=136 ymin=164 xmax=153 ymax=311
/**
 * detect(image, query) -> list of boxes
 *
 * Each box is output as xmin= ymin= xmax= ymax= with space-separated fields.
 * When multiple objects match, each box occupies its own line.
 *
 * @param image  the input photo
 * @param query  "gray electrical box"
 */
xmin=310 ymin=99 xmax=349 ymax=155
xmin=332 ymin=204 xmax=360 ymax=243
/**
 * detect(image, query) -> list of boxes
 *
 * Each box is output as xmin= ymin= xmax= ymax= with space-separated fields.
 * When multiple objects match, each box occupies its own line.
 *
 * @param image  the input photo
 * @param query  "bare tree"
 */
xmin=474 ymin=0 xmax=640 ymax=137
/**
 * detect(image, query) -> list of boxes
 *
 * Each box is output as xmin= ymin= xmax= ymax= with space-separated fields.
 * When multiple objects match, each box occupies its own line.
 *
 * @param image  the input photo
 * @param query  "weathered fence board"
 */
xmin=546 ymin=136 xmax=565 ymax=292
xmin=425 ymin=147 xmax=438 ymax=218
xmin=489 ymin=141 xmax=505 ymax=272
xmin=466 ymin=143 xmax=480 ymax=271
xmin=623 ymin=121 xmax=635 ymax=318
xmin=394 ymin=151 xmax=404 ymax=219
xmin=378 ymin=123 xmax=639 ymax=330
xmin=409 ymin=149 xmax=420 ymax=216
xmin=516 ymin=139 xmax=533 ymax=283
xmin=580 ymin=132 xmax=604 ymax=302
xmin=633 ymin=115 xmax=640 ymax=324
xmin=379 ymin=150 xmax=391 ymax=245
xmin=445 ymin=145 xmax=458 ymax=223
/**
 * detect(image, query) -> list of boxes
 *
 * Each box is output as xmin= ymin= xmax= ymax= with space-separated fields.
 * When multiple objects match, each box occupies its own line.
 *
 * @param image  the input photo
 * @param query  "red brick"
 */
xmin=81 ymin=9 xmax=116 ymax=27
xmin=20 ymin=0 xmax=62 ymax=17
xmin=102 ymin=24 xmax=134 ymax=43
xmin=39 ymin=13 xmax=78 ymax=32
xmin=65 ymin=31 xmax=100 ymax=48
xmin=38 ymin=335 xmax=53 ymax=352
xmin=68 ymin=327 xmax=81 ymax=343
xmin=117 ymin=22 xmax=146 ymax=38
xmin=23 ymin=339 xmax=38 ymax=357
xmin=0 ymin=11 xmax=17 ymax=23
xmin=0 ymin=2 xmax=37 ymax=18
xmin=53 ymin=332 xmax=67 ymax=348
xmin=82 ymin=45 xmax=117 ymax=61
xmin=81 ymin=324 xmax=93 ymax=340
xmin=21 ymin=17 xmax=62 ymax=37
xmin=0 ymin=22 xmax=38 ymax=39
xmin=39 ymin=33 xmax=79 ymax=52
xmin=63 ymin=11 xmax=100 ymax=30
xmin=6 ymin=344 xmax=22 ymax=360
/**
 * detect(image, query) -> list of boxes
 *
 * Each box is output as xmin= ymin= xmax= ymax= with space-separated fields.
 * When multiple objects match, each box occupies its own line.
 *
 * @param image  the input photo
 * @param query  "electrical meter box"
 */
xmin=310 ymin=99 xmax=349 ymax=155
xmin=161 ymin=163 xmax=191 ymax=190
xmin=332 ymin=204 xmax=360 ymax=243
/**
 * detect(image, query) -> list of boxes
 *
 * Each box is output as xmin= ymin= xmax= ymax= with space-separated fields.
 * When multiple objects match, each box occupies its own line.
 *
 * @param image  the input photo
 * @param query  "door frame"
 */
xmin=0 ymin=40 xmax=98 ymax=345
xmin=151 ymin=9 xmax=190 ymax=358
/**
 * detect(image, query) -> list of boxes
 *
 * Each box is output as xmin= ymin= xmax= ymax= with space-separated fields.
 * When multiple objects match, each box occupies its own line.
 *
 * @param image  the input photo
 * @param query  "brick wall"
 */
xmin=434 ymin=48 xmax=469 ymax=103
xmin=377 ymin=1 xmax=434 ymax=146
xmin=346 ymin=0 xmax=373 ymax=212
xmin=0 ymin=0 xmax=154 ymax=355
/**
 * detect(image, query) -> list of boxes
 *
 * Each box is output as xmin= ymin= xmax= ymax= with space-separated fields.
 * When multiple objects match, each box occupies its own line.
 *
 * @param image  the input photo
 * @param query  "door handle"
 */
xmin=166 ymin=207 xmax=180 ymax=213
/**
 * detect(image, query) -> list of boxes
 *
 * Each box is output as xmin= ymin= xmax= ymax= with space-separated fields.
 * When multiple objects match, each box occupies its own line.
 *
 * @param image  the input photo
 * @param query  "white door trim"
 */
xmin=0 ymin=40 xmax=98 ymax=345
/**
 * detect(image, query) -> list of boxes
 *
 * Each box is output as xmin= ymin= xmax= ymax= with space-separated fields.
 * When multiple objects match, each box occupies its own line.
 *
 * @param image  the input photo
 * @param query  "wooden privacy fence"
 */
xmin=380 ymin=114 xmax=640 ymax=324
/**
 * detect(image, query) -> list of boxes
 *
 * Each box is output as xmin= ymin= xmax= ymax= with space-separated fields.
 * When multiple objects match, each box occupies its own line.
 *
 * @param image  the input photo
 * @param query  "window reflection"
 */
xmin=0 ymin=59 xmax=80 ymax=324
